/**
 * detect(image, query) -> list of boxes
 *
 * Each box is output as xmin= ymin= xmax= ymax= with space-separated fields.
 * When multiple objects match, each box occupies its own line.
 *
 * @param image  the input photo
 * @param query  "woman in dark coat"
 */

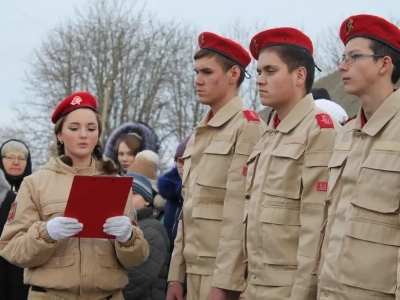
xmin=104 ymin=122 xmax=161 ymax=175
xmin=0 ymin=139 xmax=32 ymax=300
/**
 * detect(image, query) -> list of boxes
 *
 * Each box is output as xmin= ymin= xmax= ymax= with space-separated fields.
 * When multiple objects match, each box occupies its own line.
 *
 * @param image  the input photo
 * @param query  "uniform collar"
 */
xmin=350 ymin=89 xmax=400 ymax=136
xmin=54 ymin=157 xmax=100 ymax=175
xmin=198 ymin=96 xmax=244 ymax=128
xmin=270 ymin=93 xmax=315 ymax=133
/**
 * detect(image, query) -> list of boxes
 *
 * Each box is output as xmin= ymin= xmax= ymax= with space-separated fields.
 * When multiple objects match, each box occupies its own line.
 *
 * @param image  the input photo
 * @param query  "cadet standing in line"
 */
xmin=315 ymin=14 xmax=400 ymax=300
xmin=242 ymin=27 xmax=339 ymax=300
xmin=166 ymin=32 xmax=267 ymax=300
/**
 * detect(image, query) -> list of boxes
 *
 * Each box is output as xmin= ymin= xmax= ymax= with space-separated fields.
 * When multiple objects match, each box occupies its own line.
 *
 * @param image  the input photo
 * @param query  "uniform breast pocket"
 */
xmin=327 ymin=151 xmax=348 ymax=197
xmin=192 ymin=206 xmax=223 ymax=258
xmin=245 ymin=147 xmax=262 ymax=197
xmin=196 ymin=140 xmax=234 ymax=189
xmin=338 ymin=151 xmax=400 ymax=294
xmin=259 ymin=204 xmax=301 ymax=267
xmin=42 ymin=254 xmax=75 ymax=268
xmin=263 ymin=143 xmax=305 ymax=200
xmin=182 ymin=145 xmax=193 ymax=188
xmin=41 ymin=202 xmax=66 ymax=221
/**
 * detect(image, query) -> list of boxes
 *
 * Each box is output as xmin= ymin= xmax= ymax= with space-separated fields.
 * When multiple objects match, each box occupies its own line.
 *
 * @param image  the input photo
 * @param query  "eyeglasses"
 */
xmin=337 ymin=53 xmax=384 ymax=66
xmin=174 ymin=158 xmax=184 ymax=167
xmin=2 ymin=155 xmax=27 ymax=162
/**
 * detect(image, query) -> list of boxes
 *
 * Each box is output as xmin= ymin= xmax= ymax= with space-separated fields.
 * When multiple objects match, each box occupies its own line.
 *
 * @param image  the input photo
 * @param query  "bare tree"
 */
xmin=222 ymin=19 xmax=268 ymax=112
xmin=314 ymin=25 xmax=343 ymax=77
xmin=16 ymin=0 xmax=204 ymax=168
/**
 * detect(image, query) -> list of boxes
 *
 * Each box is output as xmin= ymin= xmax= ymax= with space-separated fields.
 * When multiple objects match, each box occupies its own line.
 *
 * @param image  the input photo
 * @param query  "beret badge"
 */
xmin=345 ymin=19 xmax=354 ymax=36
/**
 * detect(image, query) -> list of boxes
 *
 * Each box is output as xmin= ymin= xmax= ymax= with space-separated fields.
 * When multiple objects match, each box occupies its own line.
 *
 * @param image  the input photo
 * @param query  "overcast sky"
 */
xmin=0 ymin=0 xmax=397 ymax=127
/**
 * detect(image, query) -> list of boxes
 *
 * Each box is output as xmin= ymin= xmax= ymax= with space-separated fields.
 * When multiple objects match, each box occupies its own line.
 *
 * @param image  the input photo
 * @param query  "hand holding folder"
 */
xmin=64 ymin=175 xmax=133 ymax=239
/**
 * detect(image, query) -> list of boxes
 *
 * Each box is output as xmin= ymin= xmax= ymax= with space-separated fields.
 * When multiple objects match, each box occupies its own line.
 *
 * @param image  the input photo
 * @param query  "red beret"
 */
xmin=249 ymin=27 xmax=313 ymax=60
xmin=198 ymin=32 xmax=251 ymax=68
xmin=51 ymin=92 xmax=98 ymax=124
xmin=340 ymin=14 xmax=400 ymax=52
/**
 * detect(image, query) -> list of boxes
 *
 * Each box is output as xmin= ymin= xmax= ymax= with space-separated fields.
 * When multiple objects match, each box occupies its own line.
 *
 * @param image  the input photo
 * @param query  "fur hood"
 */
xmin=0 ymin=169 xmax=11 ymax=207
xmin=103 ymin=122 xmax=160 ymax=167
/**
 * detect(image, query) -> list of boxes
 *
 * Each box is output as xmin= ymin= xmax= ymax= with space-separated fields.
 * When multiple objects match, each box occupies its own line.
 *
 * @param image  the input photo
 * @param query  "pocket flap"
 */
xmin=235 ymin=141 xmax=254 ymax=155
xmin=204 ymin=140 xmax=234 ymax=155
xmin=260 ymin=206 xmax=301 ymax=226
xmin=42 ymin=202 xmax=66 ymax=216
xmin=305 ymin=152 xmax=332 ymax=167
xmin=192 ymin=206 xmax=223 ymax=220
xmin=362 ymin=151 xmax=400 ymax=172
xmin=98 ymin=255 xmax=122 ymax=268
xmin=346 ymin=218 xmax=400 ymax=247
xmin=42 ymin=254 xmax=75 ymax=268
xmin=247 ymin=148 xmax=262 ymax=164
xmin=271 ymin=144 xmax=305 ymax=160
xmin=328 ymin=151 xmax=348 ymax=168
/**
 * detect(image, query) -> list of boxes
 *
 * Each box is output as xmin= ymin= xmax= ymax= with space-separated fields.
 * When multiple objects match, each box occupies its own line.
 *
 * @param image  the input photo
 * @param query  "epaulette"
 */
xmin=243 ymin=110 xmax=261 ymax=122
xmin=316 ymin=113 xmax=334 ymax=128
xmin=344 ymin=114 xmax=357 ymax=125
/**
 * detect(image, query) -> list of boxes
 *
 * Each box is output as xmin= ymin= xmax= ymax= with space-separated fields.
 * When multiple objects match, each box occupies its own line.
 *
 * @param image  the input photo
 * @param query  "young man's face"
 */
xmin=256 ymin=50 xmax=297 ymax=108
xmin=194 ymin=56 xmax=231 ymax=106
xmin=339 ymin=37 xmax=383 ymax=97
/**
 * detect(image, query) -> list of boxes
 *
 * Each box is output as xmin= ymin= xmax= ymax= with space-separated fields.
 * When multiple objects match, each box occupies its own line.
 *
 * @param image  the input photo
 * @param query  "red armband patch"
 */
xmin=7 ymin=202 xmax=17 ymax=222
xmin=316 ymin=181 xmax=328 ymax=192
xmin=316 ymin=113 xmax=334 ymax=128
xmin=243 ymin=110 xmax=260 ymax=122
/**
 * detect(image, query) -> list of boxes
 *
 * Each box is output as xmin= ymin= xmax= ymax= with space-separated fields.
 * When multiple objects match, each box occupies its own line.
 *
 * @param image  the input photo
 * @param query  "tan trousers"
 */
xmin=28 ymin=287 xmax=124 ymax=300
xmin=187 ymin=273 xmax=240 ymax=300
xmin=245 ymin=283 xmax=292 ymax=300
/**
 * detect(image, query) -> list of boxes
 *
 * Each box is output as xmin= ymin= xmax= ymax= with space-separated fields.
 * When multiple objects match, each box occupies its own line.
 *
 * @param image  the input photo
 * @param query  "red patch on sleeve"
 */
xmin=242 ymin=167 xmax=248 ymax=176
xmin=7 ymin=202 xmax=17 ymax=222
xmin=316 ymin=113 xmax=334 ymax=128
xmin=316 ymin=181 xmax=328 ymax=192
xmin=243 ymin=110 xmax=260 ymax=122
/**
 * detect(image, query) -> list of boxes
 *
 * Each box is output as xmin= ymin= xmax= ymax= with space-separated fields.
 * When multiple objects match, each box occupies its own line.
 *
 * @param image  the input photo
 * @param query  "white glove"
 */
xmin=103 ymin=216 xmax=133 ymax=243
xmin=46 ymin=217 xmax=83 ymax=241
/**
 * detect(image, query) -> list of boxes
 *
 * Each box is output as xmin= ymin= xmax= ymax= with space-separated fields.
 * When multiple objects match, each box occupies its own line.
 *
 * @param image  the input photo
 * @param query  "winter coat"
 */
xmin=157 ymin=167 xmax=183 ymax=251
xmin=104 ymin=122 xmax=161 ymax=175
xmin=0 ymin=139 xmax=32 ymax=300
xmin=123 ymin=207 xmax=170 ymax=300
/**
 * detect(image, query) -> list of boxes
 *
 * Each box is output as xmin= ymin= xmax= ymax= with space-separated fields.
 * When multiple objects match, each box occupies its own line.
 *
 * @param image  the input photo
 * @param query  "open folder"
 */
xmin=64 ymin=175 xmax=133 ymax=239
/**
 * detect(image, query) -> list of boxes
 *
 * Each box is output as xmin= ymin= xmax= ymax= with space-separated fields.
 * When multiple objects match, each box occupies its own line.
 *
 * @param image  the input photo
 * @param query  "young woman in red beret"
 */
xmin=0 ymin=92 xmax=149 ymax=300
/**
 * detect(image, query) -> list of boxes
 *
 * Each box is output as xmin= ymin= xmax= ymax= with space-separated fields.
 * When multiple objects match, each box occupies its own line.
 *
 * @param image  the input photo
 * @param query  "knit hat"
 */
xmin=125 ymin=172 xmax=153 ymax=204
xmin=312 ymin=88 xmax=331 ymax=101
xmin=128 ymin=150 xmax=159 ymax=180
xmin=175 ymin=135 xmax=191 ymax=159
xmin=315 ymin=99 xmax=348 ymax=125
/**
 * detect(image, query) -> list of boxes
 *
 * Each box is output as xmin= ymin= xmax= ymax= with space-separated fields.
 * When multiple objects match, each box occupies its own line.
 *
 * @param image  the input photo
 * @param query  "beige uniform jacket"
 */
xmin=317 ymin=89 xmax=400 ymax=300
xmin=0 ymin=157 xmax=149 ymax=300
xmin=244 ymin=95 xmax=338 ymax=300
xmin=168 ymin=96 xmax=267 ymax=291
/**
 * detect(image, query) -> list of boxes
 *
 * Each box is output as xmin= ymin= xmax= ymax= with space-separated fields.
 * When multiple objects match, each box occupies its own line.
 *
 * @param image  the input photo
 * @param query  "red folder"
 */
xmin=64 ymin=175 xmax=133 ymax=239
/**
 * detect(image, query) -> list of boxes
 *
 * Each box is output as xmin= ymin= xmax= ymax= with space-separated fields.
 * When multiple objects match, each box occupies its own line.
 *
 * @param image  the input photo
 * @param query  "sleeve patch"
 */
xmin=316 ymin=113 xmax=334 ymax=129
xmin=243 ymin=110 xmax=261 ymax=122
xmin=7 ymin=202 xmax=17 ymax=222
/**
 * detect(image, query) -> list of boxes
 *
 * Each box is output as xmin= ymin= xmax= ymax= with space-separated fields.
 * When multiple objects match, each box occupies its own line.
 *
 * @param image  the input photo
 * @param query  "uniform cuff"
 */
xmin=118 ymin=226 xmax=137 ymax=247
xmin=38 ymin=222 xmax=57 ymax=243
